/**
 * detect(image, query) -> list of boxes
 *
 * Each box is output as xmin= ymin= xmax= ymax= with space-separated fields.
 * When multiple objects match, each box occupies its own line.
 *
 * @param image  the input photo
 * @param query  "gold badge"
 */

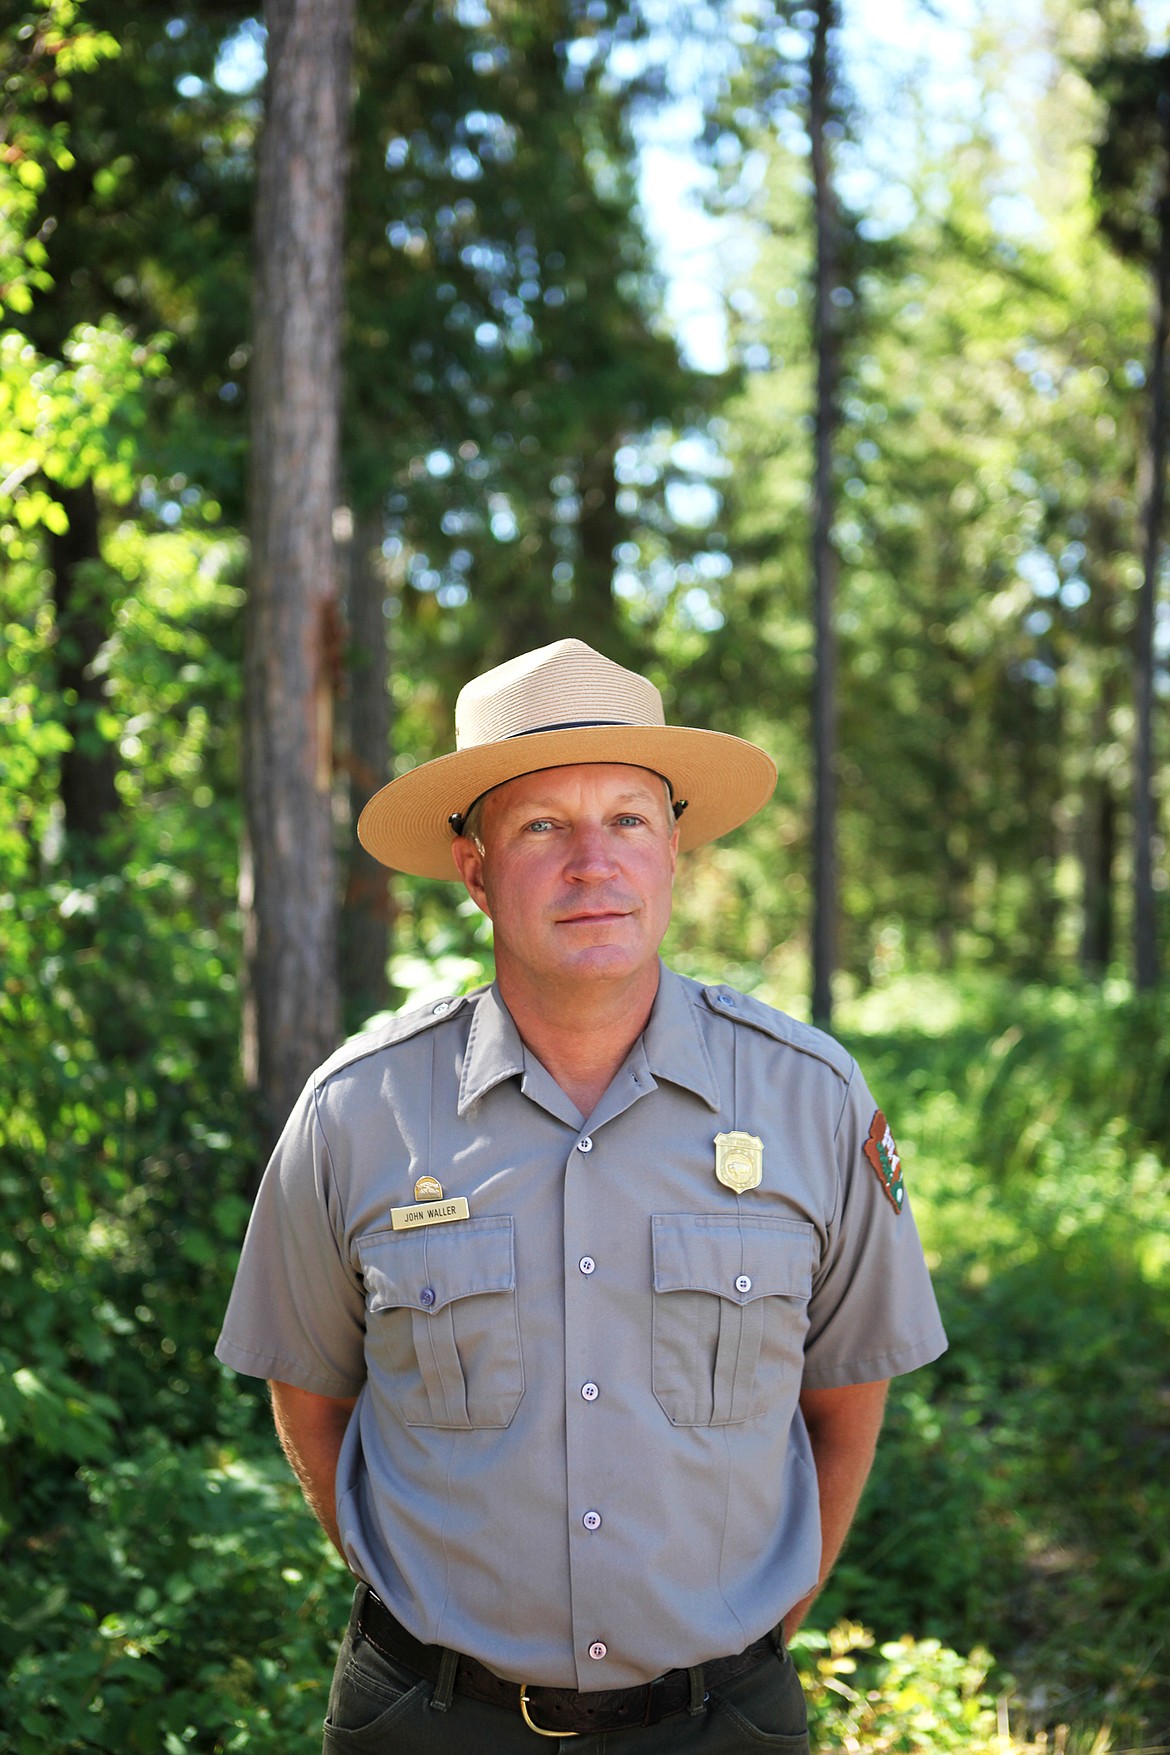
xmin=714 ymin=1131 xmax=764 ymax=1193
xmin=414 ymin=1175 xmax=444 ymax=1202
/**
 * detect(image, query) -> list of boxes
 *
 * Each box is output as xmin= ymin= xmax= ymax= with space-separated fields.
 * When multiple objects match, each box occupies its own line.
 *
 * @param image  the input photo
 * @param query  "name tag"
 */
xmin=390 ymin=1196 xmax=470 ymax=1232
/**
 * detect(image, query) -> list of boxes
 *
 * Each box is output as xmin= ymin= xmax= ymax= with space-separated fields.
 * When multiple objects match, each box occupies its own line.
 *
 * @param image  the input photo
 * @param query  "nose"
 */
xmin=564 ymin=822 xmax=619 ymax=880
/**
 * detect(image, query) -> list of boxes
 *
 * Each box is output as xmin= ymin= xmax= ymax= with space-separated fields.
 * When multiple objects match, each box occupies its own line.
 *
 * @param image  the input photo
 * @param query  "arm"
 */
xmin=783 ymin=1377 xmax=889 ymax=1641
xmin=269 ymin=1379 xmax=359 ymax=1561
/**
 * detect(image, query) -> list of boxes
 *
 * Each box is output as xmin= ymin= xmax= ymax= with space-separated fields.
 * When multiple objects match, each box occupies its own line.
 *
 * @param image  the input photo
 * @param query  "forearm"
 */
xmin=783 ymin=1378 xmax=889 ymax=1640
xmin=269 ymin=1379 xmax=359 ymax=1560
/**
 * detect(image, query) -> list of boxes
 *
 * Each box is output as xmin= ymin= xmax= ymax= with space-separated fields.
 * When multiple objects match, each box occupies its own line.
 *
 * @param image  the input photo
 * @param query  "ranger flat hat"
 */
xmin=357 ymin=638 xmax=777 ymax=879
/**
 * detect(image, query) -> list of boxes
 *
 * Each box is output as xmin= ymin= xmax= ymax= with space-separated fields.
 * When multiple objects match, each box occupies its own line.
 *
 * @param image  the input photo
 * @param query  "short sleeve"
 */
xmin=215 ymin=1077 xmax=368 ymax=1396
xmin=801 ymin=1062 xmax=947 ymax=1389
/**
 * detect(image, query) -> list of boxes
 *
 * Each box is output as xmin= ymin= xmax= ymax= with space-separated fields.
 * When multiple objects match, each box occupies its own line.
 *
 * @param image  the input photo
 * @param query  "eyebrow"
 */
xmin=495 ymin=787 xmax=664 ymax=824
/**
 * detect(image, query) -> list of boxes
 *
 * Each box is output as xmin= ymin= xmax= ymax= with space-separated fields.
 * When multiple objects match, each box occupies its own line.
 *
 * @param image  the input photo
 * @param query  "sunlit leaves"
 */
xmin=0 ymin=3 xmax=119 ymax=312
xmin=0 ymin=321 xmax=168 ymax=556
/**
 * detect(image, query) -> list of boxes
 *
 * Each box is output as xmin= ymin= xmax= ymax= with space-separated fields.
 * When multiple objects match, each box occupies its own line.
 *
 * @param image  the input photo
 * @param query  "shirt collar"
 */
xmin=641 ymin=962 xmax=721 ymax=1112
xmin=458 ymin=983 xmax=527 ymax=1115
xmin=456 ymin=963 xmax=722 ymax=1118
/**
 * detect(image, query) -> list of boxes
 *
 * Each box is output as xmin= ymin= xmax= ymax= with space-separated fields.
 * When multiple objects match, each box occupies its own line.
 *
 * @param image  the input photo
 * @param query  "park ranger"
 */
xmin=216 ymin=638 xmax=947 ymax=1752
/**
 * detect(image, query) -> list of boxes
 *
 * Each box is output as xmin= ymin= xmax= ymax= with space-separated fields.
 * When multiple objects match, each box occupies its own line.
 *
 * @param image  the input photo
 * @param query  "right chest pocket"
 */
xmin=651 ymin=1214 xmax=815 ymax=1426
xmin=357 ymin=1218 xmax=523 ymax=1429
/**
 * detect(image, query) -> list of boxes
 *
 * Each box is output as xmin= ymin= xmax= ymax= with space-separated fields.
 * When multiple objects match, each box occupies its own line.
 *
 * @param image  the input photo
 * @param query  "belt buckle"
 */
xmin=519 ymin=1683 xmax=579 ymax=1738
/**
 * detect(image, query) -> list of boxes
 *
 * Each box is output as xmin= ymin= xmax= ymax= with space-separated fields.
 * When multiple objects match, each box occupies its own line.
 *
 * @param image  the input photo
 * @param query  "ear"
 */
xmin=451 ymin=834 xmax=491 ymax=917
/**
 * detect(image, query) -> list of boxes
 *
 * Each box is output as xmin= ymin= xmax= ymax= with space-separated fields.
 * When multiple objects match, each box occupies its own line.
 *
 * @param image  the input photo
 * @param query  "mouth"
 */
xmin=556 ymin=908 xmax=631 ymax=926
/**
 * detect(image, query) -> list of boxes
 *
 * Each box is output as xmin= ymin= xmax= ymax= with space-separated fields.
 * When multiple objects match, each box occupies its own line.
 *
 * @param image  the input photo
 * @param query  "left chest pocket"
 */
xmin=358 ymin=1218 xmax=523 ymax=1429
xmin=651 ymin=1214 xmax=815 ymax=1426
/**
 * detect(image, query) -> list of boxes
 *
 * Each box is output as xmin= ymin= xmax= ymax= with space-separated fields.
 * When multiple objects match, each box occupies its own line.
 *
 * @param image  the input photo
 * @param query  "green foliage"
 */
xmin=796 ymin=1623 xmax=1010 ymax=1753
xmin=2 ymin=1423 xmax=353 ymax=1753
xmin=344 ymin=0 xmax=712 ymax=686
xmin=0 ymin=321 xmax=167 ymax=555
xmin=0 ymin=3 xmax=120 ymax=314
xmin=808 ymin=972 xmax=1170 ymax=1749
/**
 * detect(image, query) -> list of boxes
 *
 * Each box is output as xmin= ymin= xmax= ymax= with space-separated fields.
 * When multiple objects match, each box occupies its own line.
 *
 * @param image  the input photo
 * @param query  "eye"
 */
xmin=616 ymin=814 xmax=646 ymax=828
xmin=524 ymin=817 xmax=555 ymax=833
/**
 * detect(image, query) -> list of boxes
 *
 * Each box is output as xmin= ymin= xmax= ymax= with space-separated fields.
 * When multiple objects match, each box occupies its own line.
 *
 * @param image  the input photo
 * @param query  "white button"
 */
xmin=579 ymin=1256 xmax=596 ymax=1276
xmin=433 ymin=1001 xmax=450 ymax=1015
xmin=588 ymin=1642 xmax=607 ymax=1661
xmin=577 ymin=1136 xmax=593 ymax=1153
xmin=735 ymin=1274 xmax=752 ymax=1294
xmin=583 ymin=1510 xmax=602 ymax=1531
xmin=581 ymin=1381 xmax=599 ymax=1402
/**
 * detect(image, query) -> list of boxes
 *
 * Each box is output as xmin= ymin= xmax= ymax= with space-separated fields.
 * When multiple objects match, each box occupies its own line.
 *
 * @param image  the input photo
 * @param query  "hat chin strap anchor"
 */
xmin=519 ymin=1684 xmax=579 ymax=1737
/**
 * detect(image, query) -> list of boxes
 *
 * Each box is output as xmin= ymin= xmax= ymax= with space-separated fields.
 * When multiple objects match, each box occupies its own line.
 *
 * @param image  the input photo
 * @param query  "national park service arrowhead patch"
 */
xmin=863 ymin=1110 xmax=905 ymax=1215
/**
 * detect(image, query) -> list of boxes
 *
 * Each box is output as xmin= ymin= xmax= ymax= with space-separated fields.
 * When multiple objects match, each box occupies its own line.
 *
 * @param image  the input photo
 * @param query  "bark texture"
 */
xmin=1133 ymin=112 xmax=1169 ymax=991
xmin=50 ymin=480 xmax=120 ymax=845
xmin=809 ymin=0 xmax=841 ymax=1029
xmin=242 ymin=0 xmax=354 ymax=1143
xmin=341 ymin=511 xmax=393 ymax=1028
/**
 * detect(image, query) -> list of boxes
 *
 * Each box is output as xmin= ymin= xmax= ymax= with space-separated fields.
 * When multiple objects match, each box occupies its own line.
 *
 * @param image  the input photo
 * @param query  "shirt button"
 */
xmin=577 ymin=1136 xmax=593 ymax=1153
xmin=734 ymin=1274 xmax=752 ymax=1294
xmin=588 ymin=1642 xmax=607 ymax=1661
xmin=581 ymin=1381 xmax=599 ymax=1402
xmin=579 ymin=1256 xmax=596 ymax=1276
xmin=583 ymin=1510 xmax=602 ymax=1531
xmin=432 ymin=1001 xmax=450 ymax=1015
xmin=419 ymin=1287 xmax=436 ymax=1308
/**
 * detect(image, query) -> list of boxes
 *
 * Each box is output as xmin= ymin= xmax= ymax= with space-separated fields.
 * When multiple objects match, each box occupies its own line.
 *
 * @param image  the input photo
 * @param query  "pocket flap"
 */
xmin=359 ymin=1216 xmax=515 ymax=1314
xmin=652 ymin=1213 xmax=814 ymax=1303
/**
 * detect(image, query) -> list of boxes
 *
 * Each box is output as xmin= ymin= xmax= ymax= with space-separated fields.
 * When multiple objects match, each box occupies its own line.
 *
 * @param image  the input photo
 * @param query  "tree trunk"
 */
xmin=1133 ymin=123 xmax=1169 ymax=991
xmin=577 ymin=436 xmax=622 ymax=645
xmin=50 ymin=480 xmax=120 ymax=847
xmin=1081 ymin=772 xmax=1117 ymax=976
xmin=341 ymin=509 xmax=393 ymax=1029
xmin=809 ymin=0 xmax=841 ymax=1029
xmin=1080 ymin=658 xmax=1118 ymax=977
xmin=242 ymin=0 xmax=354 ymax=1146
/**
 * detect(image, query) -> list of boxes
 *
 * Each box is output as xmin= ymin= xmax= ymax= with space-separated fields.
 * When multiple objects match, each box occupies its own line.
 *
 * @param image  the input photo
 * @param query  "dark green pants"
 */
xmin=322 ymin=1589 xmax=810 ymax=1753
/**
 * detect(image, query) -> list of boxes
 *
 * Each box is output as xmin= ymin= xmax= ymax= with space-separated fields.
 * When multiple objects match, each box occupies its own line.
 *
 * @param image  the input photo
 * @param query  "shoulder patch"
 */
xmin=863 ymin=1110 xmax=905 ymax=1214
xmin=314 ymin=991 xmax=476 ymax=1084
xmin=699 ymin=984 xmax=853 ymax=1082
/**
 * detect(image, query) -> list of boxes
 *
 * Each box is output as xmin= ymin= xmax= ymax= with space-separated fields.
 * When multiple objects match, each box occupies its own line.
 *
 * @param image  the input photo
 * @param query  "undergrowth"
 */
xmin=2 ymin=963 xmax=1168 ymax=1751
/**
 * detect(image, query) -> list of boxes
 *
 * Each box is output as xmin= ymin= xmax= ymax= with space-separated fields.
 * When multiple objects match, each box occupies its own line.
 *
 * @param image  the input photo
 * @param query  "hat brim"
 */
xmin=357 ymin=725 xmax=777 ymax=879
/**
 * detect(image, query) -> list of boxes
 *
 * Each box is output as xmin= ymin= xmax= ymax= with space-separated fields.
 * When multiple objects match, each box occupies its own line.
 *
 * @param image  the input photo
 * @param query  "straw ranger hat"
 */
xmin=357 ymin=638 xmax=777 ymax=879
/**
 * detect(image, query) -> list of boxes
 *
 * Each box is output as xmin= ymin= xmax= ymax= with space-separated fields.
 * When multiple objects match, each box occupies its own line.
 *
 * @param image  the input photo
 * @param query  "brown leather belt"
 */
xmin=356 ymin=1586 xmax=780 ymax=1734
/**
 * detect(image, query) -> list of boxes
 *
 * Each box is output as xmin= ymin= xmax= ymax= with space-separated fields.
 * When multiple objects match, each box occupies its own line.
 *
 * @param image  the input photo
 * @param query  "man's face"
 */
xmin=451 ymin=763 xmax=679 ymax=1000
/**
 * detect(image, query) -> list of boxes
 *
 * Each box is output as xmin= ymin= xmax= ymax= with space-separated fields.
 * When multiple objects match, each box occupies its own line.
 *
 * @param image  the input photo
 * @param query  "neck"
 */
xmin=496 ymin=962 xmax=661 ymax=1118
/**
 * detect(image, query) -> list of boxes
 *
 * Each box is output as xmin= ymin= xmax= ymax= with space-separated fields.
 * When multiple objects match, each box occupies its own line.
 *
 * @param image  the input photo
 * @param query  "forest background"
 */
xmin=2 ymin=0 xmax=1169 ymax=1750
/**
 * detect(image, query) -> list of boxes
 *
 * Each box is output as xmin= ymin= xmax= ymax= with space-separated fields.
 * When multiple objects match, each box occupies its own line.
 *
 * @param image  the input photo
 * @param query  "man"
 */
xmin=217 ymin=638 xmax=947 ymax=1752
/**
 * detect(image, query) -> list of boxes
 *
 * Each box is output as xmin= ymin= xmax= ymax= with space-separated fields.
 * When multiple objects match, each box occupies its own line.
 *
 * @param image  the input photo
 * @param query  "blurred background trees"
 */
xmin=2 ymin=0 xmax=1169 ymax=1748
xmin=5 ymin=0 xmax=1165 ymax=1066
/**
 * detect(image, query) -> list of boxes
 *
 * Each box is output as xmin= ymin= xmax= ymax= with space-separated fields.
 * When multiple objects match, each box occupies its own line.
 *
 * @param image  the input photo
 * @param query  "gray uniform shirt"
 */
xmin=216 ymin=964 xmax=946 ymax=1690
